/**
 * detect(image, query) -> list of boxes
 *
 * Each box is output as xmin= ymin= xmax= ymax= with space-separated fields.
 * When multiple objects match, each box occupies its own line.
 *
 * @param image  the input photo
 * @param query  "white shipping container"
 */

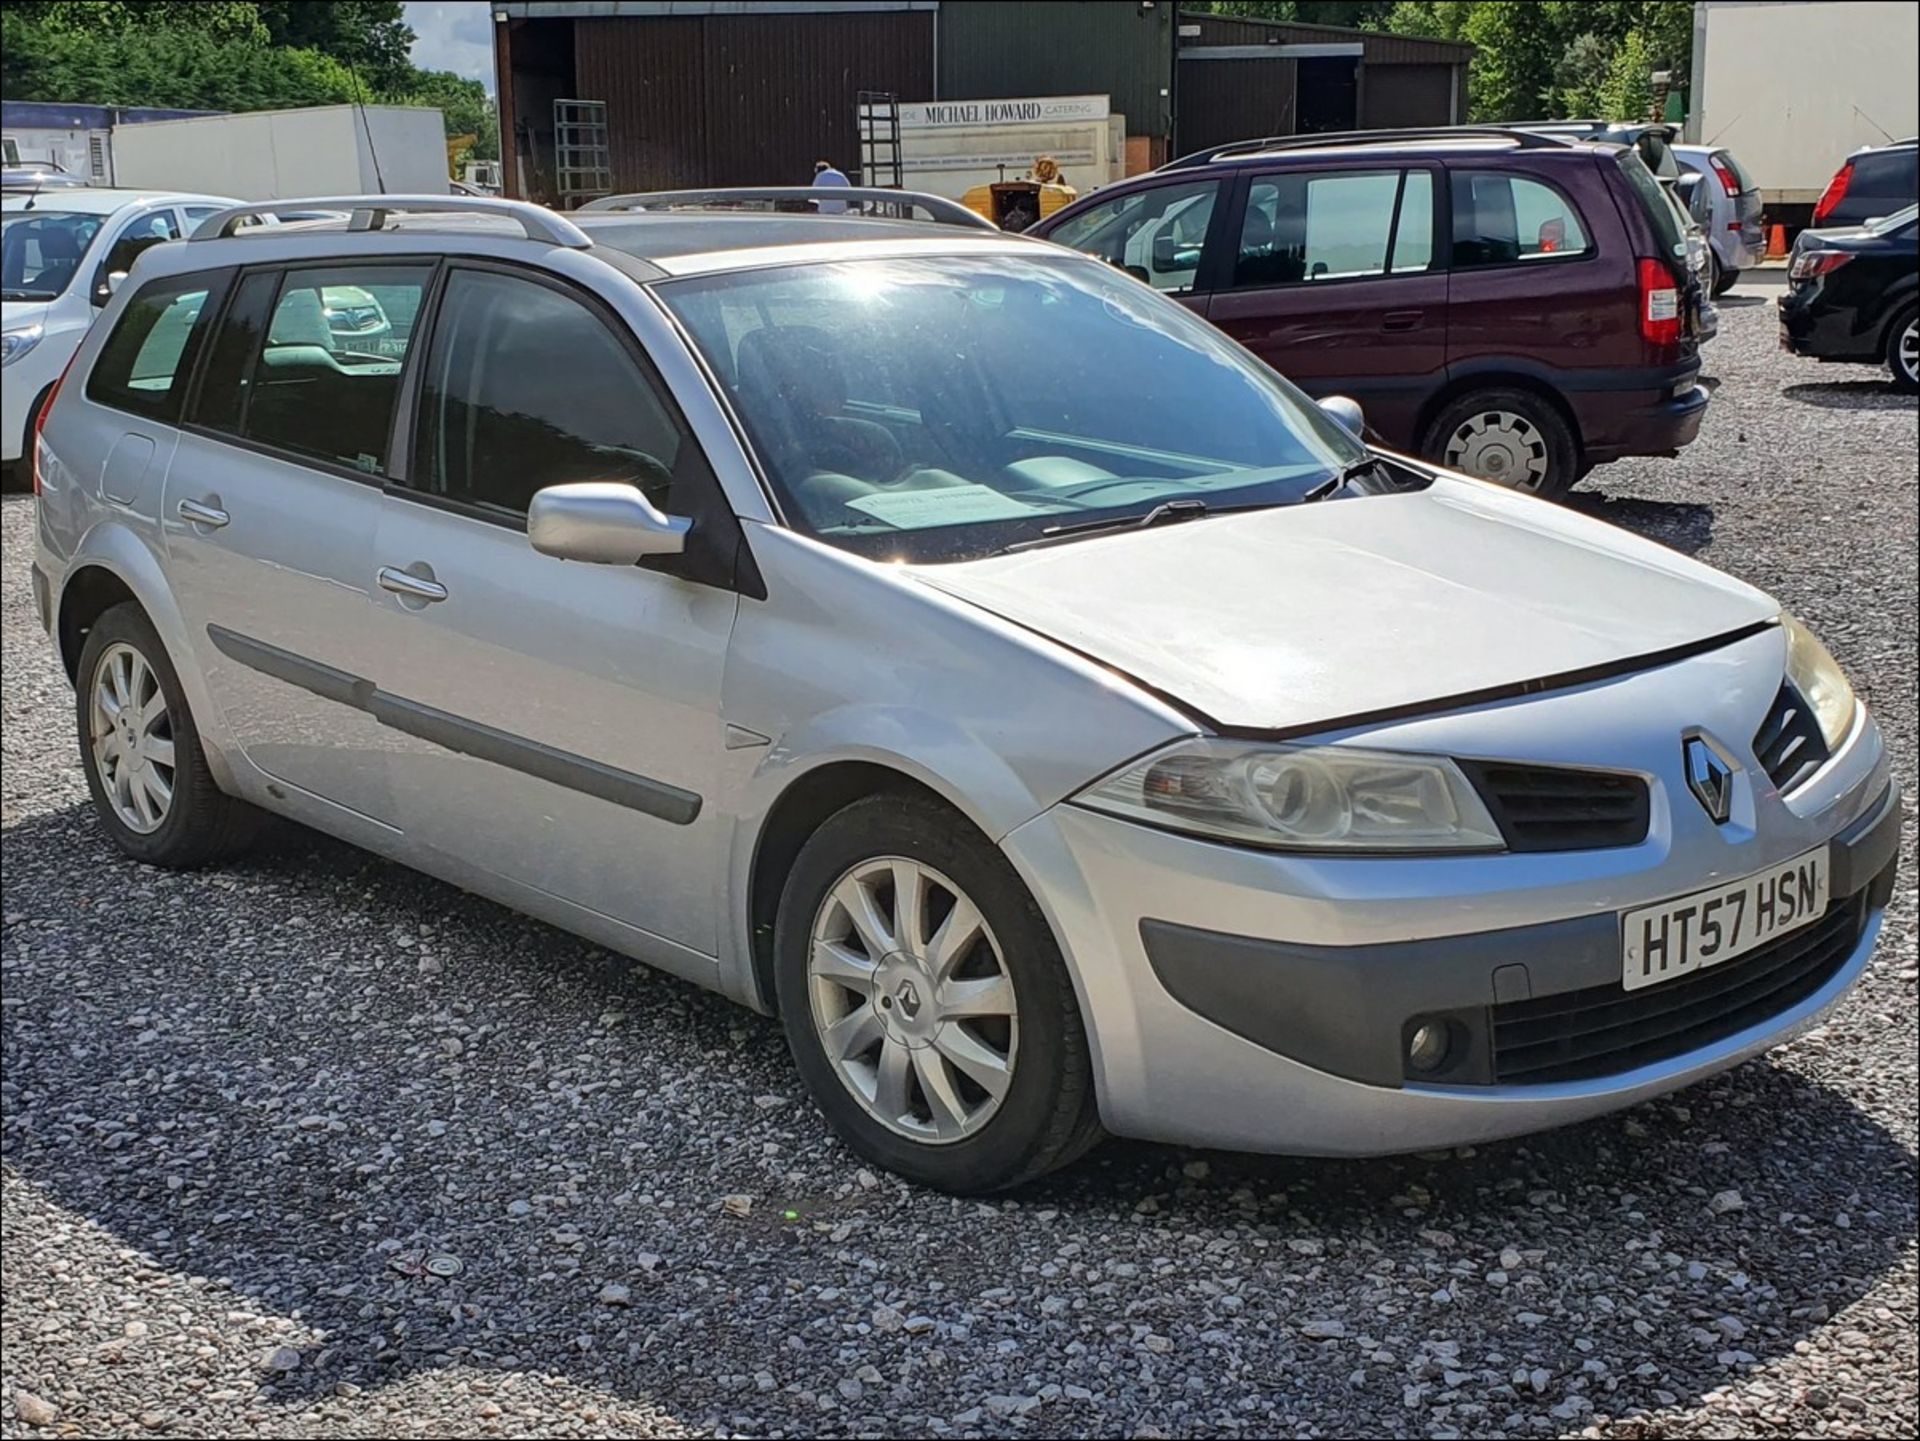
xmin=1687 ymin=0 xmax=1919 ymax=203
xmin=107 ymin=105 xmax=449 ymax=201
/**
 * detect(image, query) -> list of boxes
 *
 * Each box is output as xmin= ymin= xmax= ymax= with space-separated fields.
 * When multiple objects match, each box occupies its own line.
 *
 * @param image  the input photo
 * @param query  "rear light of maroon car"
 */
xmin=1637 ymin=258 xmax=1683 ymax=350
xmin=1789 ymin=250 xmax=1853 ymax=281
xmin=1812 ymin=161 xmax=1853 ymax=224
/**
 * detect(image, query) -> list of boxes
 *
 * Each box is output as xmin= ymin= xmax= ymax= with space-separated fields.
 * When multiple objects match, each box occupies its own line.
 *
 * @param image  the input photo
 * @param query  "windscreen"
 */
xmin=660 ymin=253 xmax=1366 ymax=563
xmin=1 ymin=210 xmax=100 ymax=300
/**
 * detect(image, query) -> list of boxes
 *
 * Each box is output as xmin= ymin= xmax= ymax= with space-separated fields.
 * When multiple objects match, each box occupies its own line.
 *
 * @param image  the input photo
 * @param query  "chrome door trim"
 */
xmin=204 ymin=624 xmax=701 ymax=825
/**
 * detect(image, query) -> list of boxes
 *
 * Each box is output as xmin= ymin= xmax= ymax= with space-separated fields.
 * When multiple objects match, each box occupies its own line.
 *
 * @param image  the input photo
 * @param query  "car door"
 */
xmin=163 ymin=260 xmax=436 ymax=826
xmin=1204 ymin=164 xmax=1447 ymax=448
xmin=371 ymin=263 xmax=739 ymax=958
xmin=1037 ymin=177 xmax=1228 ymax=315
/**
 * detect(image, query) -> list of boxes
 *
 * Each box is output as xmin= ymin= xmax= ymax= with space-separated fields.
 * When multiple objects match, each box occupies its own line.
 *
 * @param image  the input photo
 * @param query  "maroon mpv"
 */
xmin=1030 ymin=127 xmax=1709 ymax=498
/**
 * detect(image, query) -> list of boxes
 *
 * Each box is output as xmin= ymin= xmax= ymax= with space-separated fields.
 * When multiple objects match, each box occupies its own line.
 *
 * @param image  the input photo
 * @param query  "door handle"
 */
xmin=377 ymin=566 xmax=449 ymax=603
xmin=176 ymin=497 xmax=230 ymax=529
xmin=1381 ymin=310 xmax=1424 ymax=332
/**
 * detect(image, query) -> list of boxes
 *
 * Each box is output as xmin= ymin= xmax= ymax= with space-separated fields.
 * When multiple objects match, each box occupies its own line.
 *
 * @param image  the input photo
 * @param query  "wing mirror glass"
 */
xmin=528 ymin=481 xmax=692 ymax=565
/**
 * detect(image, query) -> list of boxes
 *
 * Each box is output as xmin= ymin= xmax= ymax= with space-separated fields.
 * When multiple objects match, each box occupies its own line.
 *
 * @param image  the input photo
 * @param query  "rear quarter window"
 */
xmin=85 ymin=271 xmax=228 ymax=422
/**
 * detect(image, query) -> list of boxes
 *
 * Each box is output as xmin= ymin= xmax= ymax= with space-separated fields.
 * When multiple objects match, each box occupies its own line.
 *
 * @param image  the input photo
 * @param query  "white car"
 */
xmin=2 ymin=188 xmax=241 ymax=467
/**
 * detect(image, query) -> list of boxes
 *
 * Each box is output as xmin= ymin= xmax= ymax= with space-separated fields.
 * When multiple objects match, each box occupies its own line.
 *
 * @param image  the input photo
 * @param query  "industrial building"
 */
xmin=490 ymin=1 xmax=1473 ymax=205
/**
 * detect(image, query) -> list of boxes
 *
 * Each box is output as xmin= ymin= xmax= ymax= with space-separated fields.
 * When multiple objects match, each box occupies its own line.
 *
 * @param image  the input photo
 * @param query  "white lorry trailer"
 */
xmin=106 ymin=105 xmax=449 ymax=201
xmin=1686 ymin=0 xmax=1919 ymax=207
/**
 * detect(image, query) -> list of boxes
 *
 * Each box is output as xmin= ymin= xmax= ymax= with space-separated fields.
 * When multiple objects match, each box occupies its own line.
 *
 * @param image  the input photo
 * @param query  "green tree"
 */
xmin=256 ymin=1 xmax=414 ymax=91
xmin=1202 ymin=1 xmax=1400 ymax=25
xmin=1552 ymin=31 xmax=1611 ymax=118
xmin=13 ymin=1 xmax=267 ymax=42
xmin=1460 ymin=0 xmax=1560 ymax=120
xmin=1599 ymin=26 xmax=1655 ymax=122
xmin=392 ymin=70 xmax=500 ymax=162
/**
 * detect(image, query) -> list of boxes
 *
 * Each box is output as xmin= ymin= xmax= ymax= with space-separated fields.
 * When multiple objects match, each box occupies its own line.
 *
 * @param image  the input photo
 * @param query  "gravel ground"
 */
xmin=3 ymin=275 xmax=1915 ymax=1440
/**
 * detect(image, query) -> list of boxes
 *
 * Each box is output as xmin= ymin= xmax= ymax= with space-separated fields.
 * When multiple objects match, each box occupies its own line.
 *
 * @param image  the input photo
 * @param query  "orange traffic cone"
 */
xmin=1766 ymin=223 xmax=1788 ymax=258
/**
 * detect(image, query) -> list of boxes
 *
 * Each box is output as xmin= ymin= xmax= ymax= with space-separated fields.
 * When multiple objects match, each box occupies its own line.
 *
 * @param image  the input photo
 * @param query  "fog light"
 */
xmin=1407 ymin=1021 xmax=1451 ymax=1074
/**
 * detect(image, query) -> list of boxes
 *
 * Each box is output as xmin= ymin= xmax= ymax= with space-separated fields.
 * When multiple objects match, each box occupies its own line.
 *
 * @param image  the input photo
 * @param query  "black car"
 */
xmin=1812 ymin=139 xmax=1918 ymax=228
xmin=1778 ymin=205 xmax=1919 ymax=391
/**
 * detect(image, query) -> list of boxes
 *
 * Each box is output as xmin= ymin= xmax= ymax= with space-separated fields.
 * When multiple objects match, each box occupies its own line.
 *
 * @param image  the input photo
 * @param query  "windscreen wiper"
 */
xmin=1006 ymin=498 xmax=1268 ymax=553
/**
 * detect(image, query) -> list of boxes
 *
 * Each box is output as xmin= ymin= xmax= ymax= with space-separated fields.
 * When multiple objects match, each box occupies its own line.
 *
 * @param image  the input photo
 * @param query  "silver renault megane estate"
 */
xmin=29 ymin=192 xmax=1900 ymax=1191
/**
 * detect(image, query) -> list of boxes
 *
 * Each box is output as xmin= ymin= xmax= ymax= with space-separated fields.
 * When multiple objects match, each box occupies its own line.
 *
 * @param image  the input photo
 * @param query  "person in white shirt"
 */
xmin=812 ymin=160 xmax=851 ymax=214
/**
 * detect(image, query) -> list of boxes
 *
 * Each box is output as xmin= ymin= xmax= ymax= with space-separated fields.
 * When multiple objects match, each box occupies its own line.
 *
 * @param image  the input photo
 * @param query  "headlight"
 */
xmin=1782 ymin=612 xmax=1857 ymax=749
xmin=1 ymin=325 xmax=42 ymax=366
xmin=1074 ymin=739 xmax=1504 ymax=852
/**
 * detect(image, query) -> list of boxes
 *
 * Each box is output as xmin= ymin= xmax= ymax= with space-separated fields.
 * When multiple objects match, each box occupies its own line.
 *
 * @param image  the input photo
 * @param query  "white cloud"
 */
xmin=406 ymin=1 xmax=497 ymax=93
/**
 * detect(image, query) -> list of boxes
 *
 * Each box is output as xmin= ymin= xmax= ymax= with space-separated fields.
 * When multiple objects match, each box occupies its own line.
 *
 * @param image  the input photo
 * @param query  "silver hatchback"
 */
xmin=32 ymin=194 xmax=1899 ymax=1192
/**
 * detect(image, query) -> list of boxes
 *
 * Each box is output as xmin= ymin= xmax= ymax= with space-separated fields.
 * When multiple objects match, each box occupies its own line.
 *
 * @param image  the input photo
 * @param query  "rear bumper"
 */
xmin=1575 ymin=372 xmax=1711 ymax=465
xmin=1778 ymin=289 xmax=1884 ymax=362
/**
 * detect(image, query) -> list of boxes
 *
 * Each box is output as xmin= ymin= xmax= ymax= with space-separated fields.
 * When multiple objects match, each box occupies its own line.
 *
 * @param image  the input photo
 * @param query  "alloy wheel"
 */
xmin=1900 ymin=317 xmax=1918 ymax=385
xmin=1444 ymin=409 xmax=1552 ymax=490
xmin=807 ymin=856 xmax=1018 ymax=1144
xmin=89 ymin=641 xmax=175 ymax=834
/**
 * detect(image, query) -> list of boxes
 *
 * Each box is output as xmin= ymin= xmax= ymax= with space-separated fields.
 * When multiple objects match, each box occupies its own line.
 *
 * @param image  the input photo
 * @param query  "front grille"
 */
xmin=1463 ymin=762 xmax=1651 ymax=853
xmin=1754 ymin=682 xmax=1831 ymax=793
xmin=1490 ymin=893 xmax=1865 ymax=1084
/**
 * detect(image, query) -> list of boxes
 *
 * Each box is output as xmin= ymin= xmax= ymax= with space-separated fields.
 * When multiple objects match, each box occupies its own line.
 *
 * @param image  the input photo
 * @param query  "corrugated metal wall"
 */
xmin=1177 ymin=57 xmax=1297 ymax=158
xmin=1362 ymin=63 xmax=1455 ymax=130
xmin=937 ymin=1 xmax=1173 ymax=142
xmin=567 ymin=9 xmax=934 ymax=192
xmin=1177 ymin=12 xmax=1473 ymax=67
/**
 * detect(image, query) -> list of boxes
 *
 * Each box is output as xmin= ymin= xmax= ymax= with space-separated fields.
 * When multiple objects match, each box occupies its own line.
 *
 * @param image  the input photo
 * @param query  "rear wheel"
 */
xmin=1421 ymin=389 xmax=1579 ymax=499
xmin=75 ymin=603 xmax=260 ymax=867
xmin=1887 ymin=309 xmax=1919 ymax=393
xmin=775 ymin=792 xmax=1101 ymax=1192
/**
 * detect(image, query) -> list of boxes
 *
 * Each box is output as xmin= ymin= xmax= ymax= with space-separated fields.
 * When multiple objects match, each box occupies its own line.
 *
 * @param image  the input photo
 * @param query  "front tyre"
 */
xmin=1887 ymin=308 xmax=1919 ymax=393
xmin=775 ymin=792 xmax=1101 ymax=1192
xmin=1421 ymin=388 xmax=1579 ymax=499
xmin=75 ymin=602 xmax=259 ymax=868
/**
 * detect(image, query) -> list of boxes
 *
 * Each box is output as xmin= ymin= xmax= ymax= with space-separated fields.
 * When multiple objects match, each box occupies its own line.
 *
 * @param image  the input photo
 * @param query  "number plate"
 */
xmin=1621 ymin=848 xmax=1829 ymax=992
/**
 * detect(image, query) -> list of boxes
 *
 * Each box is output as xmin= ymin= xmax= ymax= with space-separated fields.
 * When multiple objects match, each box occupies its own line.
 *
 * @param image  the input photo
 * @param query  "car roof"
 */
xmin=1158 ymin=127 xmax=1614 ymax=174
xmin=1 ymin=187 xmax=239 ymax=216
xmin=191 ymin=204 xmax=1042 ymax=280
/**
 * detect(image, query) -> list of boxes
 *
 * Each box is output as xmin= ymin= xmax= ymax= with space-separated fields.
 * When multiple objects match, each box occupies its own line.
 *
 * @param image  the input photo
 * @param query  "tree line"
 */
xmin=1 ymin=1 xmax=499 ymax=162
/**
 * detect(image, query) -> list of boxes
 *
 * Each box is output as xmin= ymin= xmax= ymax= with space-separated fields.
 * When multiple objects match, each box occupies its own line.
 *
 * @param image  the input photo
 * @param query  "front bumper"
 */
xmin=1002 ymin=631 xmax=1895 ymax=1156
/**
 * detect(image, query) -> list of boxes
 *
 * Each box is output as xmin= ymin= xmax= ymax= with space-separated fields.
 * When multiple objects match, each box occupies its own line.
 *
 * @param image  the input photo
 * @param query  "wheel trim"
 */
xmin=89 ymin=641 xmax=175 ymax=835
xmin=1444 ymin=409 xmax=1552 ymax=490
xmin=807 ymin=857 xmax=1018 ymax=1145
xmin=1900 ymin=318 xmax=1918 ymax=383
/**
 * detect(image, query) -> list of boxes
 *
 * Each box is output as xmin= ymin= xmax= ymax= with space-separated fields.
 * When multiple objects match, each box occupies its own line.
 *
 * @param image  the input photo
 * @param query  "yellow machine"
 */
xmin=963 ymin=156 xmax=1076 ymax=233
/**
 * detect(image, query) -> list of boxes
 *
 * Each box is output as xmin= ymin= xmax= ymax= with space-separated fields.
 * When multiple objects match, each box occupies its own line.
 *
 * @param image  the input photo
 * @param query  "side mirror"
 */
xmin=1318 ymin=394 xmax=1366 ymax=438
xmin=528 ymin=481 xmax=691 ymax=564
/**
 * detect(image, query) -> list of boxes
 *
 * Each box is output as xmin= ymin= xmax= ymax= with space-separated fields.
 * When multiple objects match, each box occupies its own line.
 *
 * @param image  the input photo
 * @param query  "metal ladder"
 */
xmin=553 ymin=99 xmax=612 ymax=209
xmin=857 ymin=91 xmax=903 ymax=189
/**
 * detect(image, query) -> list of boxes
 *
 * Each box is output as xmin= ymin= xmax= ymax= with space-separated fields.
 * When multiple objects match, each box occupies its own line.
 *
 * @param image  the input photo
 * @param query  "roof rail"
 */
xmin=1160 ymin=126 xmax=1574 ymax=171
xmin=578 ymin=186 xmax=998 ymax=232
xmin=189 ymin=195 xmax=592 ymax=248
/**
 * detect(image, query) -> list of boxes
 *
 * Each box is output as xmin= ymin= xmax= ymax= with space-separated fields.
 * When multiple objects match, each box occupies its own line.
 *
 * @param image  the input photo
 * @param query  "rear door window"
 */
xmin=84 ymin=271 xmax=228 ymax=422
xmin=1452 ymin=171 xmax=1593 ymax=268
xmin=1043 ymin=179 xmax=1223 ymax=294
xmin=236 ymin=264 xmax=432 ymax=475
xmin=1233 ymin=169 xmax=1434 ymax=288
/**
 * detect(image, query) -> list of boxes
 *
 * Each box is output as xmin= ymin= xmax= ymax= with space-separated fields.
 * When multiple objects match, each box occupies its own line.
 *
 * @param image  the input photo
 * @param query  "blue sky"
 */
xmin=405 ymin=1 xmax=496 ymax=92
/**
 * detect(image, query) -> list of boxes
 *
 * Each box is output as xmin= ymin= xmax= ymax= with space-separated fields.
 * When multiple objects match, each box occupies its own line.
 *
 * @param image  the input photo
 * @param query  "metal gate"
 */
xmin=553 ymin=99 xmax=612 ymax=209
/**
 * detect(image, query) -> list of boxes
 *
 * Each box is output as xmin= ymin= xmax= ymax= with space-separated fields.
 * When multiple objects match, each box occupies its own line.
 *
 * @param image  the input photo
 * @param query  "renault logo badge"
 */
xmin=1684 ymin=734 xmax=1735 ymax=824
